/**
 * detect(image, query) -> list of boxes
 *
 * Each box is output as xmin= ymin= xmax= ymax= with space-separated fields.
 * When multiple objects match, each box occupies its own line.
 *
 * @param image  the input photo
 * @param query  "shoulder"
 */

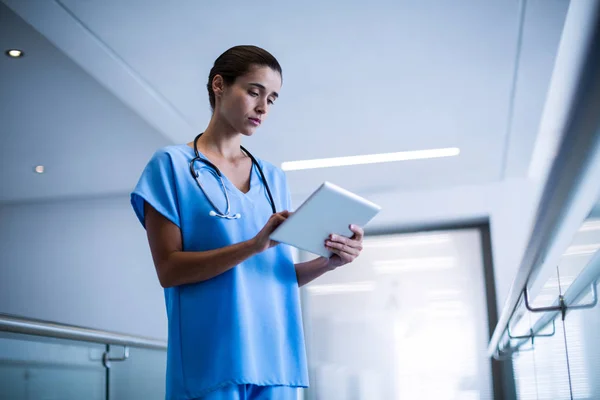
xmin=131 ymin=145 xmax=189 ymax=229
xmin=149 ymin=144 xmax=191 ymax=164
xmin=133 ymin=144 xmax=193 ymax=197
xmin=139 ymin=144 xmax=193 ymax=178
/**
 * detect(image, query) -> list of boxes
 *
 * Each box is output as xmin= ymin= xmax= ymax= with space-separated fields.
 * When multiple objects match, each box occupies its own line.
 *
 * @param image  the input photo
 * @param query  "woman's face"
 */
xmin=215 ymin=65 xmax=282 ymax=136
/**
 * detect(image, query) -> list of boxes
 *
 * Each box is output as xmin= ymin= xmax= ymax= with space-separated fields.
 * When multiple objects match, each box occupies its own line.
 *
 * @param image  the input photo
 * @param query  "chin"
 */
xmin=239 ymin=125 xmax=258 ymax=136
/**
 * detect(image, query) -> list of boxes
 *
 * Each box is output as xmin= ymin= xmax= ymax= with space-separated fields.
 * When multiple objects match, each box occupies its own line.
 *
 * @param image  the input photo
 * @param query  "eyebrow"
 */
xmin=249 ymin=83 xmax=279 ymax=99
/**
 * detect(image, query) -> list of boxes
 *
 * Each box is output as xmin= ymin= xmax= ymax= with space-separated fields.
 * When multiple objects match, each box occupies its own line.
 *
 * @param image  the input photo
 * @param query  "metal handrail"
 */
xmin=488 ymin=0 xmax=600 ymax=358
xmin=0 ymin=313 xmax=167 ymax=351
xmin=499 ymin=252 xmax=600 ymax=358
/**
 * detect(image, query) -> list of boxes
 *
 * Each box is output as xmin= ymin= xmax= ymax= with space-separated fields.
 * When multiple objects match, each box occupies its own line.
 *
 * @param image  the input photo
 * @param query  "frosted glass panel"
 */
xmin=512 ymin=214 xmax=600 ymax=399
xmin=509 ymin=251 xmax=573 ymax=400
xmin=302 ymin=228 xmax=493 ymax=400
xmin=0 ymin=332 xmax=106 ymax=400
xmin=512 ymin=316 xmax=571 ymax=400
xmin=560 ymin=210 xmax=600 ymax=399
xmin=512 ymin=345 xmax=538 ymax=400
xmin=557 ymin=219 xmax=600 ymax=296
xmin=108 ymin=345 xmax=167 ymax=400
xmin=564 ymin=290 xmax=600 ymax=400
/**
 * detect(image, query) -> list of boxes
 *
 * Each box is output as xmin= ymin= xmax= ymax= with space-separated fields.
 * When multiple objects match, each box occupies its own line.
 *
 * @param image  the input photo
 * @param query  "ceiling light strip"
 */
xmin=282 ymin=147 xmax=460 ymax=171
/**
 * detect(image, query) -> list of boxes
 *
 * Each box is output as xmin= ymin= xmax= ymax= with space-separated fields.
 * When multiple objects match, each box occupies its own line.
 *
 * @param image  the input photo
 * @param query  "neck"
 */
xmin=195 ymin=114 xmax=243 ymax=160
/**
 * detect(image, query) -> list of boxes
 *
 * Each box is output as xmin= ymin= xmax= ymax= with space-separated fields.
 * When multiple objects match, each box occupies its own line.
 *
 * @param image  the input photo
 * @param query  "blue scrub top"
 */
xmin=130 ymin=144 xmax=309 ymax=400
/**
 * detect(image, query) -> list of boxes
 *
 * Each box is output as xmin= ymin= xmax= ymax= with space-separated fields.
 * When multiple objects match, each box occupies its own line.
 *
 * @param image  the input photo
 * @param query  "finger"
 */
xmin=325 ymin=240 xmax=360 ymax=257
xmin=266 ymin=215 xmax=285 ymax=230
xmin=328 ymin=234 xmax=350 ymax=244
xmin=329 ymin=234 xmax=363 ymax=252
xmin=349 ymin=224 xmax=364 ymax=241
xmin=270 ymin=211 xmax=288 ymax=221
xmin=327 ymin=246 xmax=355 ymax=263
xmin=272 ymin=211 xmax=289 ymax=221
xmin=273 ymin=214 xmax=287 ymax=226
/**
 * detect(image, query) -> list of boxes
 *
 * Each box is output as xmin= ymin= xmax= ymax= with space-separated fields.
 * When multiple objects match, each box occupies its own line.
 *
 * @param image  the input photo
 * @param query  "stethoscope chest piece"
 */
xmin=209 ymin=210 xmax=241 ymax=219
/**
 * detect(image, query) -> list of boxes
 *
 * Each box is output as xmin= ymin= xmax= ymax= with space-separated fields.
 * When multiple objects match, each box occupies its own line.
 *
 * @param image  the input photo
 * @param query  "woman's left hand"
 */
xmin=324 ymin=224 xmax=364 ymax=270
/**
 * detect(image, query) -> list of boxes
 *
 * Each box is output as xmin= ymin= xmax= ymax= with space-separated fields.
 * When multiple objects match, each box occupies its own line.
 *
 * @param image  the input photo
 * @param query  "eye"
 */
xmin=267 ymin=99 xmax=274 ymax=105
xmin=248 ymin=90 xmax=259 ymax=97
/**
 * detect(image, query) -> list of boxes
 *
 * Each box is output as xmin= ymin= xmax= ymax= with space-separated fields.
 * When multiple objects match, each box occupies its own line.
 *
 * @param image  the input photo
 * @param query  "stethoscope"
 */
xmin=189 ymin=133 xmax=276 ymax=219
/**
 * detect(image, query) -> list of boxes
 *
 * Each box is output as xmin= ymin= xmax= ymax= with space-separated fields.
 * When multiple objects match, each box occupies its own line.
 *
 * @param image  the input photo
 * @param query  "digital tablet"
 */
xmin=270 ymin=181 xmax=382 ymax=258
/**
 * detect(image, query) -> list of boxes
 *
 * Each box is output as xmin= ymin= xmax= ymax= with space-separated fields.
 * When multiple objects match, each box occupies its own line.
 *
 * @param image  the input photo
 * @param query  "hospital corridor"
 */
xmin=1 ymin=0 xmax=600 ymax=399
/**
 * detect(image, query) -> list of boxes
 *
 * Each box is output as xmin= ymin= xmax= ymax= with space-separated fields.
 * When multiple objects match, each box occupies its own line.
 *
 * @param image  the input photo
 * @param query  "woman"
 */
xmin=131 ymin=45 xmax=365 ymax=400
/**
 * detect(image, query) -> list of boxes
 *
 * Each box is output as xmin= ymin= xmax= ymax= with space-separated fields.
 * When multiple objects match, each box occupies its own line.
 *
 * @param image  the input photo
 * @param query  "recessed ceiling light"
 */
xmin=5 ymin=49 xmax=24 ymax=58
xmin=281 ymin=147 xmax=460 ymax=171
xmin=34 ymin=165 xmax=45 ymax=174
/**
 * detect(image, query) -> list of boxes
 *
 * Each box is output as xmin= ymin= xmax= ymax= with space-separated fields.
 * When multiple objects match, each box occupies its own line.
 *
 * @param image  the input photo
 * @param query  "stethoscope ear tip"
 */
xmin=234 ymin=213 xmax=241 ymax=219
xmin=209 ymin=210 xmax=217 ymax=217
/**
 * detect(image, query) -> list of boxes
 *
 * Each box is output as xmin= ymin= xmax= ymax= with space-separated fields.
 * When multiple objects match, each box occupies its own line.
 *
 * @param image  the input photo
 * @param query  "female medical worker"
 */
xmin=131 ymin=45 xmax=365 ymax=400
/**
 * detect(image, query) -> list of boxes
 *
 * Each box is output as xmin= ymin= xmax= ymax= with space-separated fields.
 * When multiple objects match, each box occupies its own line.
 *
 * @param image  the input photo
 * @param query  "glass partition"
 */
xmin=510 ymin=200 xmax=600 ymax=399
xmin=0 ymin=331 xmax=107 ymax=400
xmin=302 ymin=227 xmax=495 ymax=400
xmin=0 ymin=329 xmax=167 ymax=400
xmin=108 ymin=344 xmax=167 ymax=400
xmin=560 ymin=203 xmax=600 ymax=400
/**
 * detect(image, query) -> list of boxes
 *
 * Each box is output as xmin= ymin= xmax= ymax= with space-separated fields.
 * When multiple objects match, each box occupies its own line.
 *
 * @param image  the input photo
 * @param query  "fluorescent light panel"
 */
xmin=426 ymin=289 xmax=462 ymax=300
xmin=306 ymin=281 xmax=375 ymax=295
xmin=281 ymin=147 xmax=460 ymax=171
xmin=373 ymin=256 xmax=456 ymax=273
xmin=564 ymin=243 xmax=600 ymax=256
xmin=366 ymin=234 xmax=452 ymax=249
xmin=579 ymin=220 xmax=600 ymax=232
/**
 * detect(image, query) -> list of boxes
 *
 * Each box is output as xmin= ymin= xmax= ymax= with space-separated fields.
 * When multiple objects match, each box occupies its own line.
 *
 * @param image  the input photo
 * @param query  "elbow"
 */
xmin=157 ymin=271 xmax=172 ymax=288
xmin=156 ymin=261 xmax=176 ymax=289
xmin=158 ymin=276 xmax=173 ymax=289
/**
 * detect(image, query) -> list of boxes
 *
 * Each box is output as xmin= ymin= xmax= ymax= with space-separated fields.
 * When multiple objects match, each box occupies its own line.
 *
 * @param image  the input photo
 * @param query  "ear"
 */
xmin=212 ymin=75 xmax=225 ymax=100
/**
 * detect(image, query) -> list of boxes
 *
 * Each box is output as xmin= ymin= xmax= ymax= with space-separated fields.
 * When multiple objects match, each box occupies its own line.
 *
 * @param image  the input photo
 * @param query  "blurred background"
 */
xmin=1 ymin=0 xmax=599 ymax=399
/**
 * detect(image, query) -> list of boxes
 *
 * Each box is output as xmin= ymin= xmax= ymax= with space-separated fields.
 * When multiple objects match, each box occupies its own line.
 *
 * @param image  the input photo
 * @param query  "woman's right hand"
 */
xmin=251 ymin=210 xmax=291 ymax=253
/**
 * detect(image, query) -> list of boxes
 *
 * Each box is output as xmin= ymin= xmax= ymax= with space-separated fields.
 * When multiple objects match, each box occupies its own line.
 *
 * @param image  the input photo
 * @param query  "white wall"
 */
xmin=0 ymin=195 xmax=167 ymax=340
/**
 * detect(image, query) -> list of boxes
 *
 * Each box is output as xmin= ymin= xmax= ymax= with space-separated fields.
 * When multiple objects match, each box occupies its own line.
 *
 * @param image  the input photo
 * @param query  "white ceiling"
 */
xmin=0 ymin=0 xmax=569 ymax=205
xmin=0 ymin=2 xmax=170 ymax=203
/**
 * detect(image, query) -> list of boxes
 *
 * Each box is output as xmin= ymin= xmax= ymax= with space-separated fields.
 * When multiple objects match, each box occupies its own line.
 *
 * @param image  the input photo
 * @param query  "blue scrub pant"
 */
xmin=197 ymin=384 xmax=298 ymax=400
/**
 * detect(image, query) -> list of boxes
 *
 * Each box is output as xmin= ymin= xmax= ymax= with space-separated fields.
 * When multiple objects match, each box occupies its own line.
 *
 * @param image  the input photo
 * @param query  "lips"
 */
xmin=248 ymin=117 xmax=261 ymax=126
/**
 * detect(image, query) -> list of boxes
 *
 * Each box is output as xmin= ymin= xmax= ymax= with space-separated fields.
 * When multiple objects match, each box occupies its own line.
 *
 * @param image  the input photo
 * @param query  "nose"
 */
xmin=255 ymin=98 xmax=267 ymax=115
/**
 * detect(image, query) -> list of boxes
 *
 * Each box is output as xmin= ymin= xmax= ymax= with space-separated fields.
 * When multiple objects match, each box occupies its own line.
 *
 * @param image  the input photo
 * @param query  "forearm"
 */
xmin=161 ymin=239 xmax=260 ymax=287
xmin=295 ymin=257 xmax=332 ymax=287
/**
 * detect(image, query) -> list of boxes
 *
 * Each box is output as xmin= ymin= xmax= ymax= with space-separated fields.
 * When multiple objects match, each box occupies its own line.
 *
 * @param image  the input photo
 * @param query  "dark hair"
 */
xmin=207 ymin=45 xmax=282 ymax=111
